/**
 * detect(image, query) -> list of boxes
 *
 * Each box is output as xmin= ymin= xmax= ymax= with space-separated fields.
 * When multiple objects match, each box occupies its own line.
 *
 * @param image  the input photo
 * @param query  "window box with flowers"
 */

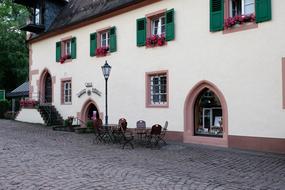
xmin=146 ymin=34 xmax=166 ymax=48
xmin=210 ymin=0 xmax=272 ymax=33
xmin=56 ymin=37 xmax=76 ymax=63
xmin=20 ymin=99 xmax=39 ymax=108
xmin=137 ymin=8 xmax=175 ymax=48
xmin=59 ymin=54 xmax=71 ymax=64
xmin=90 ymin=27 xmax=117 ymax=57
xmin=224 ymin=13 xmax=256 ymax=29
xmin=96 ymin=47 xmax=109 ymax=57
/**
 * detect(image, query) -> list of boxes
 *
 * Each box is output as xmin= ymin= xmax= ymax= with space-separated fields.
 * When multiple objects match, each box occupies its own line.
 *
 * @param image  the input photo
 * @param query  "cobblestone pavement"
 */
xmin=0 ymin=120 xmax=285 ymax=190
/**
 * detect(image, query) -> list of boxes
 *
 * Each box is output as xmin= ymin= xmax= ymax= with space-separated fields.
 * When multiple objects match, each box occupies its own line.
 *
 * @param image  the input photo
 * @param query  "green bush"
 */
xmin=63 ymin=119 xmax=70 ymax=127
xmin=0 ymin=100 xmax=10 ymax=118
xmin=86 ymin=120 xmax=93 ymax=129
xmin=4 ymin=111 xmax=16 ymax=120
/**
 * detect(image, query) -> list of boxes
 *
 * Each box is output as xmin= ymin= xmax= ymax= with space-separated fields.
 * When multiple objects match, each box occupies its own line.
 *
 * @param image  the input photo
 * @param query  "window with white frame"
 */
xmin=151 ymin=16 xmax=166 ymax=36
xmin=64 ymin=40 xmax=72 ymax=57
xmin=230 ymin=0 xmax=255 ymax=17
xmin=150 ymin=74 xmax=167 ymax=105
xmin=63 ymin=81 xmax=72 ymax=104
xmin=100 ymin=31 xmax=110 ymax=48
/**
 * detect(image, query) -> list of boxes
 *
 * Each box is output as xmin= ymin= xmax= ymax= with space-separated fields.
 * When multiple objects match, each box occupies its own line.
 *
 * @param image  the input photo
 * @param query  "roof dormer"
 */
xmin=14 ymin=0 xmax=45 ymax=33
xmin=14 ymin=0 xmax=67 ymax=34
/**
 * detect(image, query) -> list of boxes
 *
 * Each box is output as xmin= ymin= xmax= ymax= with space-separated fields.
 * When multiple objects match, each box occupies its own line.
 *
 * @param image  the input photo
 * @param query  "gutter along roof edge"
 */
xmin=27 ymin=0 xmax=161 ymax=44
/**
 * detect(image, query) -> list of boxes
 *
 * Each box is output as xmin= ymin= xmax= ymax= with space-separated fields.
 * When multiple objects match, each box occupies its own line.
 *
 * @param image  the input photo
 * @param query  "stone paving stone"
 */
xmin=0 ymin=119 xmax=285 ymax=190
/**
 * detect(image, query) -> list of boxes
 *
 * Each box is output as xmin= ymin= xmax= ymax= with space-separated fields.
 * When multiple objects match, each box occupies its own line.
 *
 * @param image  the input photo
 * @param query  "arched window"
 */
xmin=194 ymin=88 xmax=223 ymax=138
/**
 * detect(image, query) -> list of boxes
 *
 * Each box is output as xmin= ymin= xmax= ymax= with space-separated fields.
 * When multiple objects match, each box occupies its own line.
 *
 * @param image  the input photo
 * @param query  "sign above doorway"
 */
xmin=77 ymin=83 xmax=102 ymax=98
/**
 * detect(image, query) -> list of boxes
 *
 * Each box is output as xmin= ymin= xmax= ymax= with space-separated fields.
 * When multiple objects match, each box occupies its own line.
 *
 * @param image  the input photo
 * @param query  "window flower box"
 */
xmin=20 ymin=99 xmax=39 ymax=108
xmin=60 ymin=54 xmax=71 ymax=64
xmin=96 ymin=47 xmax=109 ymax=57
xmin=224 ymin=14 xmax=256 ymax=29
xmin=146 ymin=35 xmax=166 ymax=48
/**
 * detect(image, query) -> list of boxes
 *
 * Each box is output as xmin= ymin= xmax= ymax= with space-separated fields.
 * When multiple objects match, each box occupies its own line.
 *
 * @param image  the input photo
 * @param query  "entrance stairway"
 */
xmin=38 ymin=105 xmax=63 ymax=126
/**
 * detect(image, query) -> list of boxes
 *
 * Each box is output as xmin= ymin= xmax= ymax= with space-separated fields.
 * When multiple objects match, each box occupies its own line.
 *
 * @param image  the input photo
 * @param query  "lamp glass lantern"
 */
xmin=101 ymin=61 xmax=111 ymax=80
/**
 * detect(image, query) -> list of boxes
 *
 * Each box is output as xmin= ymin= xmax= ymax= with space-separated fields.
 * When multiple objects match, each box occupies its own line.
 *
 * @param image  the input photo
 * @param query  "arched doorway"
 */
xmin=39 ymin=69 xmax=53 ymax=104
xmin=44 ymin=73 xmax=52 ymax=103
xmin=80 ymin=99 xmax=100 ymax=123
xmin=184 ymin=80 xmax=228 ymax=147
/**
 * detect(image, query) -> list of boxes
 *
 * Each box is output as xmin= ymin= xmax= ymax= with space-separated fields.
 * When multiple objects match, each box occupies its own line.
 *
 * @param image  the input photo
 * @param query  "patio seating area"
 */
xmin=51 ymin=114 xmax=169 ymax=149
xmin=92 ymin=118 xmax=168 ymax=149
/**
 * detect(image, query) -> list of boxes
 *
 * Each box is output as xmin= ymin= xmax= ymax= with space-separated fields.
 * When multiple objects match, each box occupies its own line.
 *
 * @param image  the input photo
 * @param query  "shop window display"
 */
xmin=194 ymin=88 xmax=223 ymax=137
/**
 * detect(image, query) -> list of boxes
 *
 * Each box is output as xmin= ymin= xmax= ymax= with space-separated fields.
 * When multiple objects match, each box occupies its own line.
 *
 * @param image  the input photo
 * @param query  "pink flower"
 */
xmin=157 ymin=36 xmax=165 ymax=46
xmin=146 ymin=34 xmax=166 ymax=47
xmin=224 ymin=14 xmax=256 ymax=29
xmin=96 ymin=47 xmax=109 ymax=56
xmin=59 ymin=54 xmax=71 ymax=64
xmin=20 ymin=100 xmax=38 ymax=108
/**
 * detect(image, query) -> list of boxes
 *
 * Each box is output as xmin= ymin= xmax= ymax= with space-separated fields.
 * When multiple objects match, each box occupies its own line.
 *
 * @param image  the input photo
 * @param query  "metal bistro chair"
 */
xmin=111 ymin=118 xmax=126 ymax=143
xmin=158 ymin=121 xmax=168 ymax=146
xmin=136 ymin=120 xmax=147 ymax=142
xmin=93 ymin=119 xmax=105 ymax=144
xmin=146 ymin=124 xmax=162 ymax=149
xmin=118 ymin=118 xmax=134 ymax=149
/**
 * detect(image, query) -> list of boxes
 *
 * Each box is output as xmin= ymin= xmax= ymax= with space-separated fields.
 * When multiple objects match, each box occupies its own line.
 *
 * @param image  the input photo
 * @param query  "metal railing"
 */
xmin=71 ymin=117 xmax=88 ymax=128
xmin=29 ymin=92 xmax=53 ymax=125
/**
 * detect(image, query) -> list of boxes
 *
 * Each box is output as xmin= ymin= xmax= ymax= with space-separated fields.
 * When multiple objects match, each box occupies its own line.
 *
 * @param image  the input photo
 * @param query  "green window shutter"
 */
xmin=166 ymin=9 xmax=175 ymax=41
xmin=256 ymin=0 xmax=271 ymax=23
xmin=71 ymin=37 xmax=76 ymax=59
xmin=90 ymin=32 xmax=97 ymax=57
xmin=109 ymin=27 xmax=117 ymax=52
xmin=56 ymin=41 xmax=61 ymax=62
xmin=136 ymin=17 xmax=146 ymax=47
xmin=210 ymin=0 xmax=224 ymax=32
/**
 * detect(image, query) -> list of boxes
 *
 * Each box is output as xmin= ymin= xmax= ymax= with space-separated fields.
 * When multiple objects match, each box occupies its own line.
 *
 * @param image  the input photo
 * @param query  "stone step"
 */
xmin=38 ymin=105 xmax=64 ymax=126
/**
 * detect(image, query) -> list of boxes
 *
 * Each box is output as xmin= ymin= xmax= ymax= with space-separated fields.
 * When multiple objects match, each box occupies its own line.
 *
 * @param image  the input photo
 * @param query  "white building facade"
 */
xmin=23 ymin=0 xmax=285 ymax=153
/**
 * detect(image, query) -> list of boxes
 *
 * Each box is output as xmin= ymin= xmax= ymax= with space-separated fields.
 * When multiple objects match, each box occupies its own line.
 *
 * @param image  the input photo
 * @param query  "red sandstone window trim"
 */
xmin=61 ymin=77 xmax=72 ymax=105
xmin=60 ymin=36 xmax=73 ymax=63
xmin=96 ymin=26 xmax=111 ymax=49
xmin=282 ymin=57 xmax=285 ymax=109
xmin=145 ymin=70 xmax=169 ymax=108
xmin=223 ymin=0 xmax=258 ymax=34
xmin=146 ymin=9 xmax=167 ymax=39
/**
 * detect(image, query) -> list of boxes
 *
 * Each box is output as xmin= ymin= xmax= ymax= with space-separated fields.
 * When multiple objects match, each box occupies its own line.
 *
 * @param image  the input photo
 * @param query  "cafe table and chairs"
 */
xmin=101 ymin=124 xmax=118 ymax=143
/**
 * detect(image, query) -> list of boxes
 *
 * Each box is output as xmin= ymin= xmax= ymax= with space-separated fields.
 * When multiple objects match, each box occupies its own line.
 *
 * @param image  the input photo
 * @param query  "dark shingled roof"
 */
xmin=47 ymin=0 xmax=145 ymax=32
xmin=6 ymin=82 xmax=29 ymax=98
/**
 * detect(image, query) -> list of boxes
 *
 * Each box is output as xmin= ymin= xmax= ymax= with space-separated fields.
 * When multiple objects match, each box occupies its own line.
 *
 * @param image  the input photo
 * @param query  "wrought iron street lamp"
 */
xmin=101 ymin=61 xmax=111 ymax=125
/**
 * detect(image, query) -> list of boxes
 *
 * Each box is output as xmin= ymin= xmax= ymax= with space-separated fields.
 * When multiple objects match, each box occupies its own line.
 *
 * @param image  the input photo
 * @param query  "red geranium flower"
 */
xmin=96 ymin=47 xmax=109 ymax=56
xmin=146 ymin=34 xmax=166 ymax=48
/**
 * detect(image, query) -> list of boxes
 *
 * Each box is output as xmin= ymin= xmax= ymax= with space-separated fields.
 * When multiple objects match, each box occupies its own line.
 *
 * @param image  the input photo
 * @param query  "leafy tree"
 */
xmin=0 ymin=0 xmax=28 ymax=91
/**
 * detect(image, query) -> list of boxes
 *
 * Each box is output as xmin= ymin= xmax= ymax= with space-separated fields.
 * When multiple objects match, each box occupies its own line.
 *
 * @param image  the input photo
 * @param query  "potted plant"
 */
xmin=64 ymin=116 xmax=74 ymax=132
xmin=86 ymin=120 xmax=94 ymax=133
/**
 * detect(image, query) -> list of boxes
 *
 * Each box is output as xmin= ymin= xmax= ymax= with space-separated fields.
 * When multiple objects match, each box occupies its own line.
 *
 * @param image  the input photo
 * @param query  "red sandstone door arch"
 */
xmin=184 ymin=80 xmax=228 ymax=147
xmin=39 ymin=69 xmax=53 ymax=104
xmin=80 ymin=99 xmax=100 ymax=123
